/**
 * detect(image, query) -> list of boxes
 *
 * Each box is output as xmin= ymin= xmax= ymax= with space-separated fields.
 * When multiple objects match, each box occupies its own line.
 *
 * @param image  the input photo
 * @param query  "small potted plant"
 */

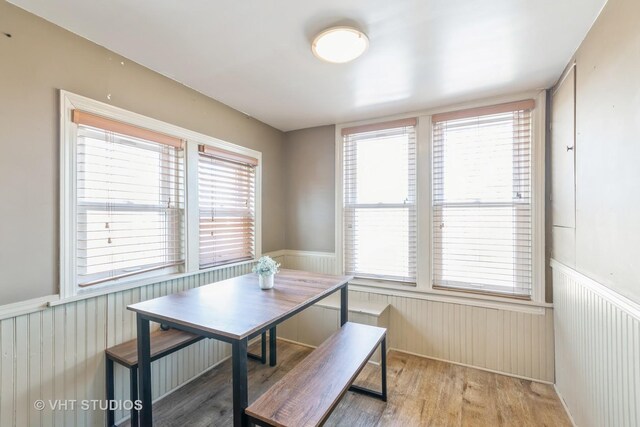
xmin=253 ymin=256 xmax=280 ymax=290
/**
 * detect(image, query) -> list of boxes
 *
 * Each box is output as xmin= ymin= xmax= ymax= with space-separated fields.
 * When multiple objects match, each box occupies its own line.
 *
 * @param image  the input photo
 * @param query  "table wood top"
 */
xmin=127 ymin=269 xmax=352 ymax=340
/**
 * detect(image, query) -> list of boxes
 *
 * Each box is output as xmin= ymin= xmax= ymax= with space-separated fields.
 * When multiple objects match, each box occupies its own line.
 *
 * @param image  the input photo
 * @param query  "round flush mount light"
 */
xmin=312 ymin=26 xmax=369 ymax=64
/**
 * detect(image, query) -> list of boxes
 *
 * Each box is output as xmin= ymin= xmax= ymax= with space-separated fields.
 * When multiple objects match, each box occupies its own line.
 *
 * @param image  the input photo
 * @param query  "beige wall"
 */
xmin=0 ymin=1 xmax=286 ymax=305
xmin=550 ymin=0 xmax=640 ymax=304
xmin=284 ymin=125 xmax=335 ymax=252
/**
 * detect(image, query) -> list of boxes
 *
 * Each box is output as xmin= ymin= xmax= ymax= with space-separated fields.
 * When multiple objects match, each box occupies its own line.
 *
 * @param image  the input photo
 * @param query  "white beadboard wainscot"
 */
xmin=0 ymin=255 xmax=284 ymax=427
xmin=0 ymin=250 xmax=555 ymax=427
xmin=552 ymin=259 xmax=640 ymax=427
xmin=279 ymin=250 xmax=555 ymax=383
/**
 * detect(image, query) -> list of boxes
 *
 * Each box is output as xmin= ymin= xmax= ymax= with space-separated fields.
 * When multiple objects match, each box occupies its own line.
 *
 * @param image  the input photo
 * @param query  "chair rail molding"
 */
xmin=0 ymin=294 xmax=58 ymax=321
xmin=551 ymin=259 xmax=640 ymax=320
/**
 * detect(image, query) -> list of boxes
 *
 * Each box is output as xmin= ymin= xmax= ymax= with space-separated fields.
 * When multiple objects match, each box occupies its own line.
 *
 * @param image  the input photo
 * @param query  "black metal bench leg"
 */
xmin=269 ymin=326 xmax=277 ymax=367
xmin=106 ymin=357 xmax=115 ymax=427
xmin=348 ymin=335 xmax=387 ymax=402
xmin=130 ymin=366 xmax=139 ymax=427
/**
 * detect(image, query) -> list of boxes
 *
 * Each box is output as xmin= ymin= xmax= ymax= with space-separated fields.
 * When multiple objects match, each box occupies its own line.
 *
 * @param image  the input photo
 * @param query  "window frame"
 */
xmin=60 ymin=90 xmax=262 ymax=300
xmin=74 ymin=125 xmax=186 ymax=287
xmin=431 ymin=105 xmax=535 ymax=299
xmin=335 ymin=91 xmax=546 ymax=306
xmin=342 ymin=122 xmax=418 ymax=284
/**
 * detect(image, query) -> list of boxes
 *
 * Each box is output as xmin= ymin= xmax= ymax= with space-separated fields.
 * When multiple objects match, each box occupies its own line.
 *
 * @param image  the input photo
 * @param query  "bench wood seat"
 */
xmin=106 ymin=328 xmax=203 ymax=368
xmin=246 ymin=322 xmax=386 ymax=427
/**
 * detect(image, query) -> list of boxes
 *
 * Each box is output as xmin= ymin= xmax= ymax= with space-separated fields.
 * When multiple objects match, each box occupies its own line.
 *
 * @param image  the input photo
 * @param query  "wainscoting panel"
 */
xmin=281 ymin=251 xmax=337 ymax=275
xmin=552 ymin=259 xmax=640 ymax=427
xmin=351 ymin=291 xmax=554 ymax=382
xmin=0 ymin=256 xmax=284 ymax=427
xmin=279 ymin=251 xmax=555 ymax=383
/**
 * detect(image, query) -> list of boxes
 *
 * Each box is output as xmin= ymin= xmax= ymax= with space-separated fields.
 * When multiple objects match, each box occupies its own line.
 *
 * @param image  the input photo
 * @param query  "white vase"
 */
xmin=259 ymin=274 xmax=275 ymax=290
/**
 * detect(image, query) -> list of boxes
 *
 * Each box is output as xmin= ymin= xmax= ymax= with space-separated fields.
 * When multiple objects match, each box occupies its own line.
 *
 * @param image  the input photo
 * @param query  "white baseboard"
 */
xmin=554 ymin=384 xmax=578 ymax=427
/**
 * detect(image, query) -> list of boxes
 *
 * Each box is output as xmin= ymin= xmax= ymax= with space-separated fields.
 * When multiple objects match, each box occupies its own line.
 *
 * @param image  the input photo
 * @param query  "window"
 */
xmin=61 ymin=91 xmax=262 ymax=297
xmin=198 ymin=145 xmax=257 ymax=268
xmin=74 ymin=111 xmax=185 ymax=287
xmin=342 ymin=119 xmax=417 ymax=282
xmin=431 ymin=100 xmax=535 ymax=298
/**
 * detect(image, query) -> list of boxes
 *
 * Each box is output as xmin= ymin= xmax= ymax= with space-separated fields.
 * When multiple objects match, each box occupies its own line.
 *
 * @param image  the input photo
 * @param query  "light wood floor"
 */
xmin=123 ymin=340 xmax=572 ymax=427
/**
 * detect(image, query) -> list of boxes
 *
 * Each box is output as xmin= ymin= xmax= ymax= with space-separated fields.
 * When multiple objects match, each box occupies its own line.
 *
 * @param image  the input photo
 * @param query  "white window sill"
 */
xmin=50 ymin=258 xmax=261 ymax=307
xmin=348 ymin=278 xmax=552 ymax=315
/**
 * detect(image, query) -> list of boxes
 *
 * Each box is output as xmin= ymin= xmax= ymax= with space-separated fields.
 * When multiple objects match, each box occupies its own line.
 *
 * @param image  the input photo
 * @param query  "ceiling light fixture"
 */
xmin=312 ymin=26 xmax=369 ymax=64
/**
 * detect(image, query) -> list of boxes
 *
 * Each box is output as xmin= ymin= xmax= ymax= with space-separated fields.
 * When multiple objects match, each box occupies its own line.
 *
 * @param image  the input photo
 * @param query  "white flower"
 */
xmin=252 ymin=256 xmax=280 ymax=276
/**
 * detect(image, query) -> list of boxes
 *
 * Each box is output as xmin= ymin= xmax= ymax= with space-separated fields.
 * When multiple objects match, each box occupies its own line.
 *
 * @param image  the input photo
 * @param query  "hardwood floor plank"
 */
xmin=120 ymin=340 xmax=572 ymax=427
xmin=460 ymin=363 xmax=500 ymax=426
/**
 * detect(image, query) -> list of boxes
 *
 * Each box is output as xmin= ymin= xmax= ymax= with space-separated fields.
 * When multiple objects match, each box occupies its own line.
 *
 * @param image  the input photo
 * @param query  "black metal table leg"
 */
xmin=247 ymin=332 xmax=267 ymax=364
xmin=269 ymin=327 xmax=277 ymax=367
xmin=340 ymin=285 xmax=348 ymax=326
xmin=381 ymin=336 xmax=387 ymax=402
xmin=130 ymin=366 xmax=139 ymax=427
xmin=232 ymin=338 xmax=249 ymax=427
xmin=106 ymin=357 xmax=115 ymax=427
xmin=137 ymin=315 xmax=152 ymax=426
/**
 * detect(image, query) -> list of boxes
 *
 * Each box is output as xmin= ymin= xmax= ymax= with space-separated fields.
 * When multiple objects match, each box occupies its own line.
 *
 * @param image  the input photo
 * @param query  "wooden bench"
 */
xmin=106 ymin=327 xmax=268 ymax=427
xmin=245 ymin=322 xmax=387 ymax=427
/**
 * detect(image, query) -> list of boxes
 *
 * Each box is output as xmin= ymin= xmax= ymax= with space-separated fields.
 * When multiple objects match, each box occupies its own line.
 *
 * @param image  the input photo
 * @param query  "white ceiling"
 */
xmin=10 ymin=0 xmax=606 ymax=131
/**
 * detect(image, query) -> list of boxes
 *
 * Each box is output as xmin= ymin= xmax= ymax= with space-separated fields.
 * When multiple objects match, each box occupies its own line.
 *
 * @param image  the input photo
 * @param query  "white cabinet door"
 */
xmin=551 ymin=67 xmax=576 ymax=228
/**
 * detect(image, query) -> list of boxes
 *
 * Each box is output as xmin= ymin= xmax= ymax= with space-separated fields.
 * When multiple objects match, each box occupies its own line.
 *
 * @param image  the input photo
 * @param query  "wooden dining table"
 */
xmin=127 ymin=269 xmax=352 ymax=427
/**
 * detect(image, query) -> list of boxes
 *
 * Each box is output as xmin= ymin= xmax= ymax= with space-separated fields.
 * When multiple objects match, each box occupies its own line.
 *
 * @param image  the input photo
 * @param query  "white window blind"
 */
xmin=198 ymin=145 xmax=256 ymax=268
xmin=432 ymin=100 xmax=534 ymax=298
xmin=343 ymin=119 xmax=417 ymax=282
xmin=75 ymin=119 xmax=185 ymax=287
